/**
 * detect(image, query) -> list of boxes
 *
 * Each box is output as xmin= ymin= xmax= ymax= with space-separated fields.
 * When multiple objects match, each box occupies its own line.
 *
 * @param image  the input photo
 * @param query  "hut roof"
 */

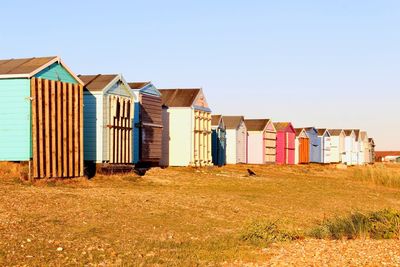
xmin=0 ymin=56 xmax=83 ymax=84
xmin=222 ymin=116 xmax=244 ymax=129
xmin=128 ymin=82 xmax=151 ymax=89
xmin=273 ymin=122 xmax=292 ymax=131
xmin=317 ymin=128 xmax=330 ymax=136
xmin=78 ymin=74 xmax=118 ymax=92
xmin=158 ymin=88 xmax=200 ymax=107
xmin=211 ymin=115 xmax=222 ymax=126
xmin=328 ymin=129 xmax=344 ymax=136
xmin=295 ymin=128 xmax=306 ymax=136
xmin=244 ymin=119 xmax=271 ymax=131
xmin=0 ymin=56 xmax=57 ymax=75
xmin=353 ymin=129 xmax=361 ymax=141
xmin=344 ymin=129 xmax=354 ymax=136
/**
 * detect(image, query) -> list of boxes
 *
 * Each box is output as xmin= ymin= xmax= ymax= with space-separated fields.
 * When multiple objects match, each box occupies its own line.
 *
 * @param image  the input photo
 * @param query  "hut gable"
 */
xmin=274 ymin=122 xmax=295 ymax=133
xmin=244 ymin=119 xmax=272 ymax=132
xmin=317 ymin=128 xmax=331 ymax=137
xmin=0 ymin=56 xmax=83 ymax=84
xmin=158 ymin=88 xmax=209 ymax=110
xmin=79 ymin=74 xmax=133 ymax=98
xmin=222 ymin=116 xmax=244 ymax=130
xmin=128 ymin=82 xmax=161 ymax=97
xmin=295 ymin=128 xmax=308 ymax=138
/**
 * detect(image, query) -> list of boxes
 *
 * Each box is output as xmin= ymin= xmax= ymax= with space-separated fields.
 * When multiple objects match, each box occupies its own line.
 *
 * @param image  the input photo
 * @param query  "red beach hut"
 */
xmin=273 ymin=122 xmax=296 ymax=165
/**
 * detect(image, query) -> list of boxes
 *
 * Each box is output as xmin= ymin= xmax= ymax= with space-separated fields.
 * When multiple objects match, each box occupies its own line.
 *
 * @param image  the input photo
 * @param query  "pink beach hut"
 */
xmin=273 ymin=122 xmax=296 ymax=165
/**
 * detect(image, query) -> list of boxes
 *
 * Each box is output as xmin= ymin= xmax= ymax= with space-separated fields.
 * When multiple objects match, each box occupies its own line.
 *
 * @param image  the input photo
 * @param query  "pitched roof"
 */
xmin=353 ymin=129 xmax=361 ymax=141
xmin=273 ymin=122 xmax=292 ymax=131
xmin=244 ymin=119 xmax=271 ymax=131
xmin=158 ymin=88 xmax=200 ymax=107
xmin=344 ymin=129 xmax=354 ymax=136
xmin=211 ymin=115 xmax=222 ymax=126
xmin=328 ymin=129 xmax=344 ymax=136
xmin=128 ymin=82 xmax=150 ymax=89
xmin=294 ymin=128 xmax=307 ymax=136
xmin=222 ymin=116 xmax=244 ymax=129
xmin=316 ymin=128 xmax=329 ymax=136
xmin=78 ymin=74 xmax=118 ymax=91
xmin=0 ymin=56 xmax=57 ymax=75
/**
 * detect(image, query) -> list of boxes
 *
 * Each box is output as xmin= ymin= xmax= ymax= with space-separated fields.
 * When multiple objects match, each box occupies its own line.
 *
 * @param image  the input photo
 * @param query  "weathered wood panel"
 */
xmin=139 ymin=94 xmax=163 ymax=162
xmin=31 ymin=78 xmax=83 ymax=178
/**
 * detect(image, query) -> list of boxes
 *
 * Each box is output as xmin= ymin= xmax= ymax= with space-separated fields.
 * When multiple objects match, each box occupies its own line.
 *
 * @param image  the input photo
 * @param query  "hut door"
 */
xmin=108 ymin=95 xmax=133 ymax=164
xmin=31 ymin=78 xmax=84 ymax=178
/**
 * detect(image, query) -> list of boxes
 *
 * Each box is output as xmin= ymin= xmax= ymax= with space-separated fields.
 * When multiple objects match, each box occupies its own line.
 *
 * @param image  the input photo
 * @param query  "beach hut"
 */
xmin=294 ymin=128 xmax=310 ymax=164
xmin=344 ymin=130 xmax=357 ymax=165
xmin=245 ymin=119 xmax=276 ymax=164
xmin=359 ymin=131 xmax=368 ymax=165
xmin=223 ymin=116 xmax=247 ymax=164
xmin=304 ymin=127 xmax=321 ymax=163
xmin=0 ymin=56 xmax=84 ymax=179
xmin=368 ymin=138 xmax=375 ymax=164
xmin=129 ymin=82 xmax=163 ymax=166
xmin=317 ymin=129 xmax=331 ymax=164
xmin=211 ymin=115 xmax=227 ymax=166
xmin=328 ymin=129 xmax=346 ymax=163
xmin=353 ymin=129 xmax=362 ymax=165
xmin=273 ymin=122 xmax=296 ymax=165
xmin=159 ymin=88 xmax=212 ymax=167
xmin=80 ymin=74 xmax=135 ymax=166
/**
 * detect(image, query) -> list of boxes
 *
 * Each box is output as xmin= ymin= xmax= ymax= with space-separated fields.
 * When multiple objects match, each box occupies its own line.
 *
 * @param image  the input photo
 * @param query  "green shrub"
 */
xmin=310 ymin=209 xmax=400 ymax=240
xmin=240 ymin=220 xmax=301 ymax=246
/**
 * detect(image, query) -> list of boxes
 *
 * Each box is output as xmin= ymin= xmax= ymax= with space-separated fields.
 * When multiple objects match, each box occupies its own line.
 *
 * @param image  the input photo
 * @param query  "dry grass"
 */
xmin=0 ymin=162 xmax=400 ymax=265
xmin=352 ymin=164 xmax=400 ymax=188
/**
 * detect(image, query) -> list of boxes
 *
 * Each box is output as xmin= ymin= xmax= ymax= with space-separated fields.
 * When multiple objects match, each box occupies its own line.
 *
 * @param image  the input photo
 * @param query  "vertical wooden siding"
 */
xmin=31 ymin=78 xmax=83 ymax=178
xmin=108 ymin=95 xmax=133 ymax=164
xmin=298 ymin=138 xmax=310 ymax=164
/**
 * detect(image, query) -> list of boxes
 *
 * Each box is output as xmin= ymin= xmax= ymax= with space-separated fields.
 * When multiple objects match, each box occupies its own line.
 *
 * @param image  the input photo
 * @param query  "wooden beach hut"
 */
xmin=273 ymin=122 xmax=296 ymax=165
xmin=368 ymin=138 xmax=375 ymax=164
xmin=159 ymin=88 xmax=212 ymax=167
xmin=294 ymin=128 xmax=310 ymax=164
xmin=223 ymin=116 xmax=247 ymax=164
xmin=304 ymin=127 xmax=321 ymax=163
xmin=0 ymin=56 xmax=84 ymax=179
xmin=344 ymin=130 xmax=357 ymax=165
xmin=317 ymin=129 xmax=331 ymax=164
xmin=80 ymin=74 xmax=135 ymax=166
xmin=211 ymin=115 xmax=227 ymax=166
xmin=328 ymin=129 xmax=346 ymax=163
xmin=359 ymin=131 xmax=368 ymax=165
xmin=129 ymin=82 xmax=163 ymax=166
xmin=245 ymin=119 xmax=276 ymax=164
xmin=353 ymin=129 xmax=361 ymax=165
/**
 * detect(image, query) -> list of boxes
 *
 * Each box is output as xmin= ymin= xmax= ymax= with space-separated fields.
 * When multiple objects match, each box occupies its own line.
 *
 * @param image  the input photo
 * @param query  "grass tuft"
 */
xmin=240 ymin=220 xmax=302 ymax=246
xmin=309 ymin=209 xmax=400 ymax=240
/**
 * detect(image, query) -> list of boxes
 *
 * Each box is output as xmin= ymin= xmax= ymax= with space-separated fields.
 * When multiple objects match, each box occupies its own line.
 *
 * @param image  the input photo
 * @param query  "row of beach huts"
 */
xmin=0 ymin=56 xmax=375 ymax=179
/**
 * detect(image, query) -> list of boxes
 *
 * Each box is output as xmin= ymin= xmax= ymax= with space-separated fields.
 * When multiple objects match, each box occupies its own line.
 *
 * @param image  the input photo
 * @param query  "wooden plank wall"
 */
xmin=31 ymin=78 xmax=83 ymax=179
xmin=140 ymin=94 xmax=163 ymax=162
xmin=108 ymin=95 xmax=133 ymax=164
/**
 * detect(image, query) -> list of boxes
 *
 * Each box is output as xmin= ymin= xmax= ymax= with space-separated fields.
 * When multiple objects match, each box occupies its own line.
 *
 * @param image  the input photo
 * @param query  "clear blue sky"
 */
xmin=1 ymin=1 xmax=399 ymax=150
